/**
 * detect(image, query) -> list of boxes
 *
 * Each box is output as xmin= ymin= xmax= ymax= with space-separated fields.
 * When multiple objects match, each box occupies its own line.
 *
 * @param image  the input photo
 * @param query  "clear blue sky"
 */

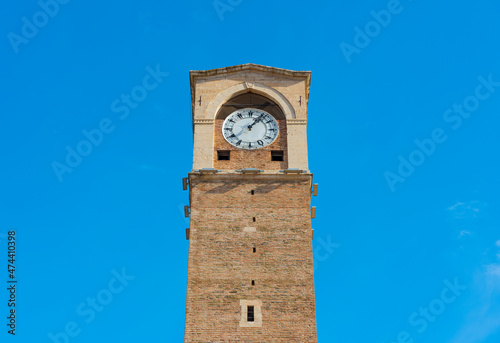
xmin=1 ymin=0 xmax=500 ymax=342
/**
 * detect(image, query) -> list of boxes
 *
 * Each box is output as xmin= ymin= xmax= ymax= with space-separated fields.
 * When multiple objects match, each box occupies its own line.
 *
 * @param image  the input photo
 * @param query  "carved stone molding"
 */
xmin=193 ymin=119 xmax=215 ymax=125
xmin=287 ymin=119 xmax=307 ymax=125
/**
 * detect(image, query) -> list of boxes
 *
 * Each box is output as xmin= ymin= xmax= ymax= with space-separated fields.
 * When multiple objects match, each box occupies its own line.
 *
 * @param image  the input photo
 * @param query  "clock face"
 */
xmin=222 ymin=108 xmax=279 ymax=150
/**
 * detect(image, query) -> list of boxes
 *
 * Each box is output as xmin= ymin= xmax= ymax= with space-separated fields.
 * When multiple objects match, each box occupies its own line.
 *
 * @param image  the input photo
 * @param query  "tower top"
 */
xmin=189 ymin=64 xmax=311 ymax=171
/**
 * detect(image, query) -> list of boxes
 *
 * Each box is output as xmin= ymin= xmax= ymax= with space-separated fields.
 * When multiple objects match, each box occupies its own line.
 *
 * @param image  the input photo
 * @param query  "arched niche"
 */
xmin=211 ymin=86 xmax=289 ymax=170
xmin=205 ymin=82 xmax=295 ymax=120
xmin=215 ymin=92 xmax=285 ymax=120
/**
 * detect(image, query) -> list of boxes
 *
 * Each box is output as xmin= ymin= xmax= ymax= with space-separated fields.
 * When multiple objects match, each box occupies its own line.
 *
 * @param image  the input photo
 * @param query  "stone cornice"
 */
xmin=287 ymin=119 xmax=307 ymax=125
xmin=193 ymin=119 xmax=214 ymax=125
xmin=188 ymin=171 xmax=313 ymax=183
xmin=190 ymin=63 xmax=311 ymax=83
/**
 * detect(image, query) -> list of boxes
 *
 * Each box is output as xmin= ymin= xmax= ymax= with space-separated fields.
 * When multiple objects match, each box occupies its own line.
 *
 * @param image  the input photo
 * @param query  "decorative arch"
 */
xmin=205 ymin=82 xmax=296 ymax=120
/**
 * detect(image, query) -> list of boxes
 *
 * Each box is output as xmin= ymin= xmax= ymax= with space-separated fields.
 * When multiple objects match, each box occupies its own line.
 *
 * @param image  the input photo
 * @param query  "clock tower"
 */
xmin=184 ymin=64 xmax=318 ymax=342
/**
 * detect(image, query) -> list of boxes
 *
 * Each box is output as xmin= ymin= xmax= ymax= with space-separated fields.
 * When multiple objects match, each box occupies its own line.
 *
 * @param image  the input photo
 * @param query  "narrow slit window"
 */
xmin=253 ymin=247 xmax=256 ymax=253
xmin=251 ymin=280 xmax=255 ymax=286
xmin=217 ymin=150 xmax=230 ymax=160
xmin=253 ymin=217 xmax=256 ymax=222
xmin=239 ymin=300 xmax=262 ymax=327
xmin=251 ymin=190 xmax=255 ymax=195
xmin=271 ymin=150 xmax=284 ymax=161
xmin=247 ymin=306 xmax=255 ymax=322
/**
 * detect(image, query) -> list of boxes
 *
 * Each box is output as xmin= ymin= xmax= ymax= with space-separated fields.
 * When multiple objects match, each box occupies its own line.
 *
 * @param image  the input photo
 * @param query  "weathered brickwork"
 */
xmin=186 ymin=64 xmax=317 ymax=342
xmin=213 ymin=119 xmax=288 ymax=170
xmin=185 ymin=174 xmax=317 ymax=343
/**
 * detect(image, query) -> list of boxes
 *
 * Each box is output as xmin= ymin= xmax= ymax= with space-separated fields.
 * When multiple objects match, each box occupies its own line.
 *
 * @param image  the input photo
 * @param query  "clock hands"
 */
xmin=235 ymin=113 xmax=265 ymax=136
xmin=223 ymin=109 xmax=278 ymax=149
xmin=247 ymin=114 xmax=265 ymax=130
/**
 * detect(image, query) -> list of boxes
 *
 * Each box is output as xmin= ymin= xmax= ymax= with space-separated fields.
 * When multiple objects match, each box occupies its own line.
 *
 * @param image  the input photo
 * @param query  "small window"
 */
xmin=253 ymin=247 xmax=256 ymax=253
xmin=251 ymin=190 xmax=255 ymax=195
xmin=271 ymin=150 xmax=284 ymax=161
xmin=251 ymin=280 xmax=255 ymax=286
xmin=217 ymin=150 xmax=230 ymax=160
xmin=239 ymin=300 xmax=262 ymax=327
xmin=247 ymin=306 xmax=255 ymax=322
xmin=253 ymin=217 xmax=256 ymax=222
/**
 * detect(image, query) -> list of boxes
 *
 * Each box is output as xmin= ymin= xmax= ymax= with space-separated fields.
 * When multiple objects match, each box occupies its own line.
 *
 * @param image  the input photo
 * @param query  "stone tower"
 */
xmin=184 ymin=64 xmax=318 ymax=342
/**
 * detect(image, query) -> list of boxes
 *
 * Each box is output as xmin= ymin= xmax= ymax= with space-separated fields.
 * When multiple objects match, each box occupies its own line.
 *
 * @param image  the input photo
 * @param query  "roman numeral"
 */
xmin=235 ymin=140 xmax=241 ymax=146
xmin=257 ymin=140 xmax=264 ymax=145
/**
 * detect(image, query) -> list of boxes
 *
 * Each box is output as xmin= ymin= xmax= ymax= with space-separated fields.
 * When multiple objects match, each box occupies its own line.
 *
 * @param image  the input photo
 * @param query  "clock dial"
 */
xmin=222 ymin=108 xmax=279 ymax=150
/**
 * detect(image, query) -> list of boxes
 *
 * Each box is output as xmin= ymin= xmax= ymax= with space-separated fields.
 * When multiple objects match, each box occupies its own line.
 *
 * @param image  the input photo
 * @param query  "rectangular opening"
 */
xmin=252 ymin=217 xmax=256 ymax=222
xmin=271 ymin=150 xmax=284 ymax=161
xmin=253 ymin=247 xmax=256 ymax=253
xmin=251 ymin=280 xmax=255 ymax=286
xmin=251 ymin=190 xmax=255 ymax=195
xmin=239 ymin=300 xmax=262 ymax=327
xmin=217 ymin=150 xmax=230 ymax=160
xmin=247 ymin=306 xmax=255 ymax=322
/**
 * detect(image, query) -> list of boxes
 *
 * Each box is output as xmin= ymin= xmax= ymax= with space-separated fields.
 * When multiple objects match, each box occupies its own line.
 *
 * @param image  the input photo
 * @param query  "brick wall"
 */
xmin=184 ymin=174 xmax=317 ymax=343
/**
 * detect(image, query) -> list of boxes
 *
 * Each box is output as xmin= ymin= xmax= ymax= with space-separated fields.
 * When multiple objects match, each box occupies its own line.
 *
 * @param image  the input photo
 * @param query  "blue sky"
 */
xmin=1 ymin=0 xmax=500 ymax=342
